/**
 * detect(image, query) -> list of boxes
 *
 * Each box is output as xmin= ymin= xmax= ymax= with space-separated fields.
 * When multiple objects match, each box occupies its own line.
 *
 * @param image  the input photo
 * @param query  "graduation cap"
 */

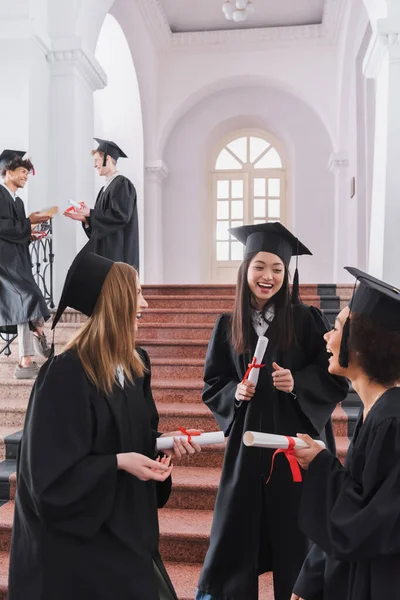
xmin=93 ymin=138 xmax=127 ymax=167
xmin=229 ymin=222 xmax=312 ymax=304
xmin=0 ymin=149 xmax=35 ymax=174
xmin=52 ymin=246 xmax=114 ymax=330
xmin=339 ymin=267 xmax=400 ymax=367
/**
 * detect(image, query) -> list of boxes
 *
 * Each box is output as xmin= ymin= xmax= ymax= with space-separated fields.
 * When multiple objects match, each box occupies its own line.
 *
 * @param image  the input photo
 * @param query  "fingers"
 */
xmin=236 ymin=380 xmax=256 ymax=401
xmin=272 ymin=362 xmax=283 ymax=371
xmin=271 ymin=367 xmax=294 ymax=392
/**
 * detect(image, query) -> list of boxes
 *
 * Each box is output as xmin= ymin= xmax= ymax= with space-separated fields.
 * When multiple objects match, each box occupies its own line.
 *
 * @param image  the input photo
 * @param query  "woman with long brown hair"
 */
xmin=196 ymin=223 xmax=349 ymax=600
xmin=8 ymin=251 xmax=199 ymax=600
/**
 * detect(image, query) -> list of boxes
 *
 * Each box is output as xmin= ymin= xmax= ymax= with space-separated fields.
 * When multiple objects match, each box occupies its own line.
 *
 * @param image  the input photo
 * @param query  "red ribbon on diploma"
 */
xmin=242 ymin=357 xmax=265 ymax=384
xmin=179 ymin=427 xmax=201 ymax=443
xmin=266 ymin=436 xmax=302 ymax=484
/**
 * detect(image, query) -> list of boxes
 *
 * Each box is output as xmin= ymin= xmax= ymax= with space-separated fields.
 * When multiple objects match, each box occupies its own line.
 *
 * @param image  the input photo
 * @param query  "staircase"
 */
xmin=0 ymin=284 xmax=357 ymax=600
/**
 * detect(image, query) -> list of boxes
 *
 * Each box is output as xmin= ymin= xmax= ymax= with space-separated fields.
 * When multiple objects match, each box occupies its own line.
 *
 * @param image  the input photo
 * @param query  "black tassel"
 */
xmin=291 ymin=267 xmax=301 ymax=305
xmin=102 ymin=152 xmax=107 ymax=167
xmin=49 ymin=328 xmax=55 ymax=359
xmin=338 ymin=316 xmax=351 ymax=368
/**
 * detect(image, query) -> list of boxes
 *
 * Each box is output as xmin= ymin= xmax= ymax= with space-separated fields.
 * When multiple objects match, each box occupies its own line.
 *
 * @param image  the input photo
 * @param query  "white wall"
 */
xmin=162 ymin=84 xmax=336 ymax=284
xmin=94 ymin=13 xmax=144 ymax=274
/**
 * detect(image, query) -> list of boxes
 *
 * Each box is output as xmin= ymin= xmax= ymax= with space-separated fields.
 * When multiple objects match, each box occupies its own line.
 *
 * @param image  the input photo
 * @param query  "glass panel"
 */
xmin=230 ymin=220 xmax=243 ymax=235
xmin=216 ymin=148 xmax=243 ymax=170
xmin=254 ymin=199 xmax=266 ymax=218
xmin=217 ymin=180 xmax=229 ymax=199
xmin=216 ymin=220 xmax=230 ymax=240
xmin=268 ymin=178 xmax=281 ymax=196
xmin=231 ymin=179 xmax=244 ymax=198
xmin=254 ymin=177 xmax=266 ymax=197
xmin=268 ymin=219 xmax=279 ymax=223
xmin=268 ymin=199 xmax=280 ymax=218
xmin=253 ymin=219 xmax=266 ymax=225
xmin=231 ymin=242 xmax=244 ymax=261
xmin=217 ymin=242 xmax=229 ymax=261
xmin=254 ymin=147 xmax=283 ymax=169
xmin=227 ymin=137 xmax=247 ymax=163
xmin=250 ymin=137 xmax=270 ymax=163
xmin=217 ymin=201 xmax=229 ymax=219
xmin=231 ymin=200 xmax=243 ymax=219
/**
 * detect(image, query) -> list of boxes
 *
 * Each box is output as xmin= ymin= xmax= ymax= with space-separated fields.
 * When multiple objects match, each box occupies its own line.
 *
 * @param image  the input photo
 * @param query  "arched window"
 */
xmin=212 ymin=131 xmax=287 ymax=282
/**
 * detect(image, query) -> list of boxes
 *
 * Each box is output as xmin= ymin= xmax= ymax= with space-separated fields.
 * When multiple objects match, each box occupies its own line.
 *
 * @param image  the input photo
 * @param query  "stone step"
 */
xmin=142 ymin=340 xmax=209 ymax=359
xmin=168 ymin=467 xmax=220 ymax=511
xmin=165 ymin=562 xmax=274 ymax=600
xmin=142 ymin=309 xmax=221 ymax=324
xmin=158 ymin=402 xmax=218 ymax=433
xmin=0 ymin=502 xmax=13 ymax=552
xmin=151 ymin=359 xmax=205 ymax=380
xmin=142 ymin=285 xmax=236 ymax=297
xmin=159 ymin=508 xmax=212 ymax=563
xmin=0 ymin=551 xmax=8 ymax=600
xmin=141 ymin=296 xmax=236 ymax=310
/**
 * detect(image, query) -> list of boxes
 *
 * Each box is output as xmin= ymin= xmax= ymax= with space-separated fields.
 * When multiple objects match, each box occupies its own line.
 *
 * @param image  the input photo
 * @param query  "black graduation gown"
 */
xmin=197 ymin=305 xmax=349 ymax=600
xmin=83 ymin=175 xmax=139 ymax=269
xmin=8 ymin=348 xmax=177 ymax=600
xmin=293 ymin=387 xmax=400 ymax=600
xmin=0 ymin=186 xmax=49 ymax=332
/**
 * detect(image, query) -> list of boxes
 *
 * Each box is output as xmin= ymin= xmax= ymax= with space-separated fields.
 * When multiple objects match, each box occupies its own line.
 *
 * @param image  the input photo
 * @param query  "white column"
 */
xmin=329 ymin=152 xmax=352 ymax=281
xmin=364 ymin=18 xmax=400 ymax=286
xmin=143 ymin=160 xmax=168 ymax=283
xmin=47 ymin=45 xmax=106 ymax=300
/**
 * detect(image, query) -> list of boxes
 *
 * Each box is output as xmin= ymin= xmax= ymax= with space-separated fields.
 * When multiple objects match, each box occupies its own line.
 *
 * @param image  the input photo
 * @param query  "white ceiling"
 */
xmin=158 ymin=0 xmax=326 ymax=33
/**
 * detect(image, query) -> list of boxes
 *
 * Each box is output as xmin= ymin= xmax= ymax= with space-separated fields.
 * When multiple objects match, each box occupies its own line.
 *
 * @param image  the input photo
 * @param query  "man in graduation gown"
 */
xmin=0 ymin=149 xmax=50 ymax=377
xmin=63 ymin=138 xmax=139 ymax=269
xmin=292 ymin=268 xmax=400 ymax=600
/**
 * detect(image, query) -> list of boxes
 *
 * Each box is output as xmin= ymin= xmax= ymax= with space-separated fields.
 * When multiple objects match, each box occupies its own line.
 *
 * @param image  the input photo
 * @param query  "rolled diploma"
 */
xmin=156 ymin=430 xmax=225 ymax=451
xmin=247 ymin=336 xmax=269 ymax=386
xmin=68 ymin=199 xmax=82 ymax=209
xmin=243 ymin=431 xmax=326 ymax=450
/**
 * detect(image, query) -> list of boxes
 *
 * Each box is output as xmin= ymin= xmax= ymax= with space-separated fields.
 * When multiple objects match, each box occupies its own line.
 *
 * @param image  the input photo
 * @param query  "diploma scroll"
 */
xmin=156 ymin=430 xmax=225 ymax=451
xmin=243 ymin=431 xmax=326 ymax=450
xmin=243 ymin=336 xmax=269 ymax=387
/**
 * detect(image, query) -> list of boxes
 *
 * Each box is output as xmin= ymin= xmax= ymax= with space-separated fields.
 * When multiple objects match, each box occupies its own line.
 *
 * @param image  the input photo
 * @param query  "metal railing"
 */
xmin=0 ymin=219 xmax=55 ymax=356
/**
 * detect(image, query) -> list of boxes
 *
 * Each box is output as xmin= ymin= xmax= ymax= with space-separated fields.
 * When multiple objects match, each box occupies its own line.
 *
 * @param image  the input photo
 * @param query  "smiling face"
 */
xmin=5 ymin=166 xmax=29 ymax=190
xmin=247 ymin=251 xmax=285 ymax=310
xmin=324 ymin=306 xmax=350 ymax=376
xmin=135 ymin=275 xmax=148 ymax=331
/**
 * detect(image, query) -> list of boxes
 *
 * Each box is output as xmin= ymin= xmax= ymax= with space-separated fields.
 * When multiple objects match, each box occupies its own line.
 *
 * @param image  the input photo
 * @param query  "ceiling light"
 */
xmin=222 ymin=0 xmax=255 ymax=22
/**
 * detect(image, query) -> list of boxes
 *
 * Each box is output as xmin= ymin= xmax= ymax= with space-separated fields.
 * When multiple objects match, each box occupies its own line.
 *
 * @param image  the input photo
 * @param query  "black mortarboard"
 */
xmin=0 ymin=149 xmax=29 ymax=171
xmin=52 ymin=248 xmax=114 ymax=330
xmin=229 ymin=222 xmax=312 ymax=304
xmin=339 ymin=267 xmax=400 ymax=367
xmin=93 ymin=138 xmax=127 ymax=167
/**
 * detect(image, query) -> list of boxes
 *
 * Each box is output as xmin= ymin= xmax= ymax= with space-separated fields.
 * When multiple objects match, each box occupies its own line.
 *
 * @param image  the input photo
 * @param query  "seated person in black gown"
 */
xmin=8 ymin=251 xmax=200 ymax=600
xmin=292 ymin=267 xmax=400 ymax=600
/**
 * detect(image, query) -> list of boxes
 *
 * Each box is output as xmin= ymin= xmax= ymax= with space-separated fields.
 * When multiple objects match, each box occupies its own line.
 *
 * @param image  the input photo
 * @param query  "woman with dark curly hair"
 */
xmin=291 ymin=267 xmax=400 ymax=600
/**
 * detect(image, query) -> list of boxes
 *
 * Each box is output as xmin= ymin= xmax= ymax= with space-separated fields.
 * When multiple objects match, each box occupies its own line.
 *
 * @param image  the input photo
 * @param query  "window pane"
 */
xmin=216 ymin=149 xmax=243 ymax=170
xmin=231 ymin=179 xmax=244 ymax=198
xmin=254 ymin=199 xmax=266 ymax=218
xmin=216 ymin=220 xmax=230 ymax=240
xmin=231 ymin=200 xmax=243 ymax=219
xmin=254 ymin=147 xmax=283 ymax=169
xmin=230 ymin=220 xmax=243 ymax=236
xmin=250 ymin=137 xmax=270 ymax=163
xmin=254 ymin=177 xmax=266 ymax=197
xmin=268 ymin=178 xmax=281 ymax=196
xmin=268 ymin=199 xmax=280 ymax=218
xmin=227 ymin=137 xmax=247 ymax=163
xmin=253 ymin=219 xmax=266 ymax=225
xmin=217 ymin=242 xmax=229 ymax=261
xmin=231 ymin=242 xmax=244 ymax=261
xmin=217 ymin=180 xmax=229 ymax=199
xmin=217 ymin=201 xmax=229 ymax=219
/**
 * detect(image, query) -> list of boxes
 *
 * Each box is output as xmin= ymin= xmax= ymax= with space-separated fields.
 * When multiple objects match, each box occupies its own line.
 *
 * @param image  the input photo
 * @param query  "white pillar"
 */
xmin=47 ymin=44 xmax=106 ymax=300
xmin=329 ymin=152 xmax=353 ymax=282
xmin=143 ymin=160 xmax=168 ymax=283
xmin=364 ymin=18 xmax=400 ymax=286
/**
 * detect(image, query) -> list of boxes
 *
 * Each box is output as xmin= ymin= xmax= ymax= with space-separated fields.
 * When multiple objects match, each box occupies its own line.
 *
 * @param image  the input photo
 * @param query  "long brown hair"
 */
xmin=64 ymin=262 xmax=145 ymax=394
xmin=231 ymin=252 xmax=295 ymax=354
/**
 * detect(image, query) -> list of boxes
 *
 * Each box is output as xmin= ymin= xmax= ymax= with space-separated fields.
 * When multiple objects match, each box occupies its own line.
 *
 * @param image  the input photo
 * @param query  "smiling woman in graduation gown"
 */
xmin=8 ymin=252 xmax=177 ymax=600
xmin=292 ymin=268 xmax=400 ymax=600
xmin=196 ymin=224 xmax=349 ymax=600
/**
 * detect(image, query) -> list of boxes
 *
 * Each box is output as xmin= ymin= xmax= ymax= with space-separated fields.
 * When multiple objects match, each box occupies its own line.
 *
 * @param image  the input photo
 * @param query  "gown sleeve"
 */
xmin=292 ymin=543 xmax=325 ymax=600
xmin=138 ymin=346 xmax=172 ymax=508
xmin=299 ymin=417 xmax=400 ymax=561
xmin=292 ymin=306 xmax=349 ymax=434
xmin=88 ymin=178 xmax=136 ymax=239
xmin=0 ymin=198 xmax=31 ymax=245
xmin=20 ymin=353 xmax=117 ymax=538
xmin=202 ymin=314 xmax=240 ymax=436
